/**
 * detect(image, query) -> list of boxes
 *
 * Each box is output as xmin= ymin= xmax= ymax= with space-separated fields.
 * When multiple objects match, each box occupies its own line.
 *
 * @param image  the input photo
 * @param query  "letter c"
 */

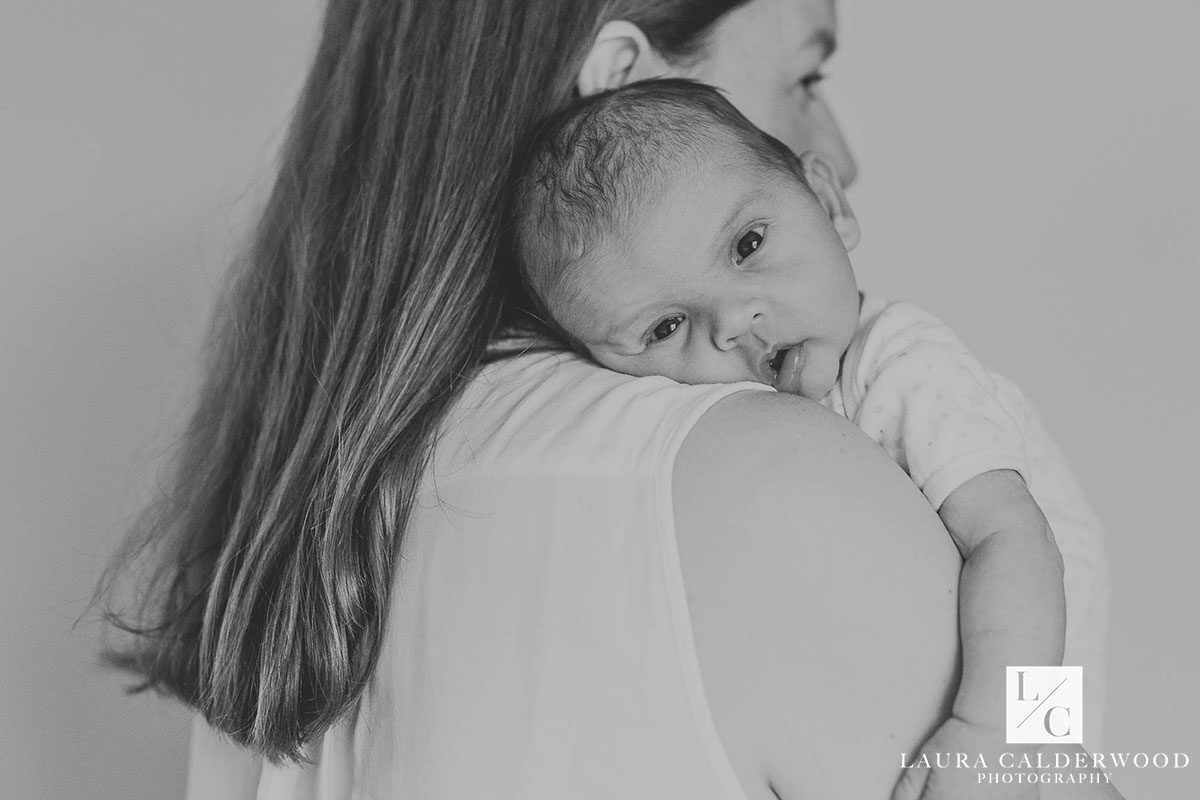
xmin=1044 ymin=706 xmax=1071 ymax=737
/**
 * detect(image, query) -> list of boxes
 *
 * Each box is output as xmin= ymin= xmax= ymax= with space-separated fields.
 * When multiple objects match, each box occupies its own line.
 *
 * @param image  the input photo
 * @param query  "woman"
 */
xmin=103 ymin=1 xmax=1118 ymax=797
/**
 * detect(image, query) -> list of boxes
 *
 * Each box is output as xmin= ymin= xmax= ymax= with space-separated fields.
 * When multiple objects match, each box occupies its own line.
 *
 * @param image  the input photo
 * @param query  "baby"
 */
xmin=511 ymin=79 xmax=1108 ymax=798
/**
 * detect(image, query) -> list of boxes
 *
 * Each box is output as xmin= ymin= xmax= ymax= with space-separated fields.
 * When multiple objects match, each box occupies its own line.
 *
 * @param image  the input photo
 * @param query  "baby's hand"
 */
xmin=890 ymin=716 xmax=1036 ymax=800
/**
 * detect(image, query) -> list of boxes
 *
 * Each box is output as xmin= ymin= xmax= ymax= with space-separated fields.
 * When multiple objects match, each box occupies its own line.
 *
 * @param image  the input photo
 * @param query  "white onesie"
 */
xmin=823 ymin=293 xmax=1109 ymax=747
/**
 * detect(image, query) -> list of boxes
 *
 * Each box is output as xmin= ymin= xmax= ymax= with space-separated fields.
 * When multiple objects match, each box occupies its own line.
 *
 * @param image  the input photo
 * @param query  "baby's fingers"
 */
xmin=889 ymin=761 xmax=929 ymax=800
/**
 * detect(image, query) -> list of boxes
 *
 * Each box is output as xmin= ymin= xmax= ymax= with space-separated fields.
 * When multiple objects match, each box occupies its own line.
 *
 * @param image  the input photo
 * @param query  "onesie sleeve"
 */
xmin=841 ymin=301 xmax=1031 ymax=509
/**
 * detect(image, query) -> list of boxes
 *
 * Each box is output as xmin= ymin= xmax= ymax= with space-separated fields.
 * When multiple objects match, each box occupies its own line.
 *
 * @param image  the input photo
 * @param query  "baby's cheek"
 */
xmin=676 ymin=348 xmax=751 ymax=386
xmin=635 ymin=351 xmax=688 ymax=382
xmin=590 ymin=348 xmax=631 ymax=375
xmin=591 ymin=349 xmax=665 ymax=381
xmin=625 ymin=349 xmax=699 ymax=384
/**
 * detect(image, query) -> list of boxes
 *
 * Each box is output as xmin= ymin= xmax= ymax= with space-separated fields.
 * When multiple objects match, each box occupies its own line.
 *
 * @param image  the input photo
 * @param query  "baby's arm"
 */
xmin=891 ymin=469 xmax=1066 ymax=800
xmin=843 ymin=303 xmax=1067 ymax=706
xmin=845 ymin=300 xmax=1086 ymax=798
xmin=939 ymin=468 xmax=1065 ymax=732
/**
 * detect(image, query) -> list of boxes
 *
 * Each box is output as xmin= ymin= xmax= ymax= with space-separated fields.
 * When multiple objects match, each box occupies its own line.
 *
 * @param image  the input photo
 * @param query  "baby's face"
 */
xmin=547 ymin=153 xmax=860 ymax=399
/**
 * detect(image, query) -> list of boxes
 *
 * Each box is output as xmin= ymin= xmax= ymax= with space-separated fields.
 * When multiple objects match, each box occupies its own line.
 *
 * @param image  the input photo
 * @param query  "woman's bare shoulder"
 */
xmin=673 ymin=390 xmax=961 ymax=567
xmin=673 ymin=391 xmax=962 ymax=799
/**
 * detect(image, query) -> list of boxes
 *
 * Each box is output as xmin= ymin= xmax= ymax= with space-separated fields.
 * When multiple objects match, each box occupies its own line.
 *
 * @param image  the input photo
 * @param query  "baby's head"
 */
xmin=512 ymin=79 xmax=861 ymax=399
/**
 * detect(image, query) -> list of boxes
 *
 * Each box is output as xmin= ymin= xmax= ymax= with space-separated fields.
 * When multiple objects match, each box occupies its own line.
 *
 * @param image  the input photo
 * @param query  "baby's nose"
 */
xmin=713 ymin=307 xmax=765 ymax=351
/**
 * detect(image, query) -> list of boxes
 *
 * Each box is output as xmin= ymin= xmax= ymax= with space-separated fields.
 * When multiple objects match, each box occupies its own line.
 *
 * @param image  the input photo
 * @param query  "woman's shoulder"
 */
xmin=428 ymin=350 xmax=771 ymax=485
xmin=671 ymin=390 xmax=963 ymax=797
xmin=673 ymin=389 xmax=963 ymax=552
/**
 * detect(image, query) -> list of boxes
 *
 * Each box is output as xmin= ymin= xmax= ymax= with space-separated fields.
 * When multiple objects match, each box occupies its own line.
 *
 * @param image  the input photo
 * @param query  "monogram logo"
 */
xmin=1006 ymin=666 xmax=1083 ymax=744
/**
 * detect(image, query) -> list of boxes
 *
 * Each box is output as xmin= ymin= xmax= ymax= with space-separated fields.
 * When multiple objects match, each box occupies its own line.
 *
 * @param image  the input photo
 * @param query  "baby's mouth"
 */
xmin=767 ymin=343 xmax=814 ymax=396
xmin=767 ymin=348 xmax=788 ymax=377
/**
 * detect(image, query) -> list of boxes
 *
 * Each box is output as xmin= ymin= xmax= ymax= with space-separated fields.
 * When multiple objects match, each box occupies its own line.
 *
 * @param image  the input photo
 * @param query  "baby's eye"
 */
xmin=733 ymin=224 xmax=767 ymax=265
xmin=648 ymin=314 xmax=685 ymax=343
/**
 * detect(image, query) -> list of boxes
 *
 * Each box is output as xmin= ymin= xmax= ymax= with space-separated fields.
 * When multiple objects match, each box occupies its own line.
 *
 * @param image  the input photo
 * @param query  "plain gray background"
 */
xmin=2 ymin=1 xmax=1196 ymax=797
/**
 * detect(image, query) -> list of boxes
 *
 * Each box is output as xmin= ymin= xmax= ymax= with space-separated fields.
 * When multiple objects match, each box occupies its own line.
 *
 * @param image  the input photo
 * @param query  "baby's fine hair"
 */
xmin=510 ymin=78 xmax=805 ymax=327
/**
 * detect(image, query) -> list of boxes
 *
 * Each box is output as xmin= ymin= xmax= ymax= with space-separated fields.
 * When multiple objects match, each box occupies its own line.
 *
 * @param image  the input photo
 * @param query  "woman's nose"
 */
xmin=812 ymin=98 xmax=858 ymax=188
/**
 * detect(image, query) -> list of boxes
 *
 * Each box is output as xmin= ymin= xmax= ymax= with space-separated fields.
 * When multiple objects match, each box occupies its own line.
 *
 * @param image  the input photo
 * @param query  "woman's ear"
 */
xmin=799 ymin=151 xmax=861 ymax=252
xmin=576 ymin=21 xmax=673 ymax=96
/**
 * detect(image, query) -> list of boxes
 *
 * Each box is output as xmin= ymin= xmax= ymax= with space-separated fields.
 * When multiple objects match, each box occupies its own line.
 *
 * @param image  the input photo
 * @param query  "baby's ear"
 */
xmin=576 ymin=21 xmax=673 ymax=96
xmin=799 ymin=152 xmax=861 ymax=252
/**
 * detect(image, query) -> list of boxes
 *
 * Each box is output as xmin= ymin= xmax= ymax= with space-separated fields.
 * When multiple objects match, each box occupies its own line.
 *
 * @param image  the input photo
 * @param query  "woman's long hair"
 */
xmin=98 ymin=0 xmax=751 ymax=763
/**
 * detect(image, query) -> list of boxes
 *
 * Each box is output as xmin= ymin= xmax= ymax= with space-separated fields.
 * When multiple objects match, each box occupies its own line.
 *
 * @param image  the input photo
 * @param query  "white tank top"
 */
xmin=255 ymin=351 xmax=768 ymax=799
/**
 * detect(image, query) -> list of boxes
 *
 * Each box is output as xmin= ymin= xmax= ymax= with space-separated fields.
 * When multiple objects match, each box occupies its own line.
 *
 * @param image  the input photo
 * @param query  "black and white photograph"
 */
xmin=2 ymin=1 xmax=1197 ymax=797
